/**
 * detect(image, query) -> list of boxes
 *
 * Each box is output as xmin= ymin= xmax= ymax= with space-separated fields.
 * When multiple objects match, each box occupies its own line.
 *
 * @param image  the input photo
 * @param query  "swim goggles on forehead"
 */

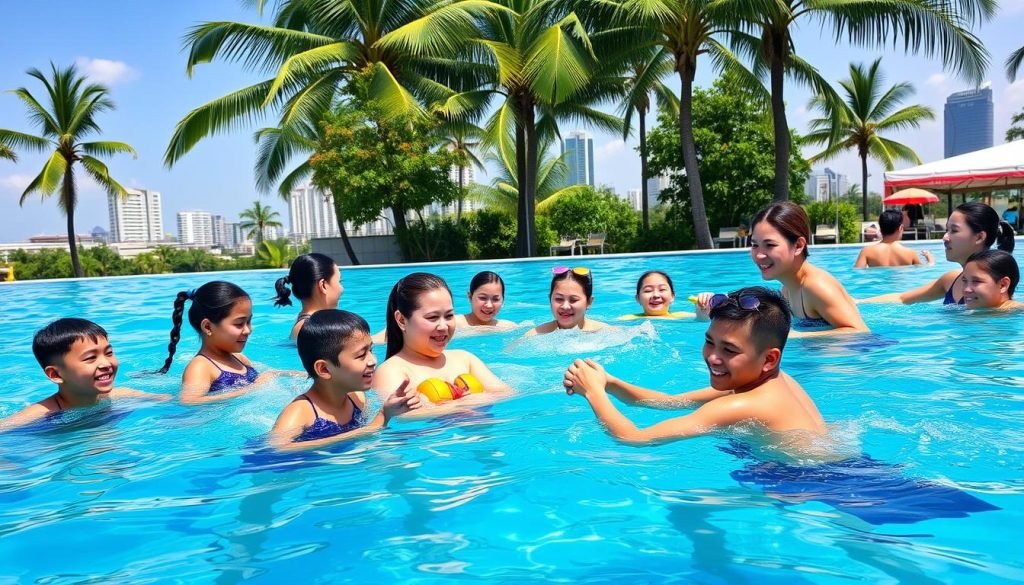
xmin=709 ymin=293 xmax=760 ymax=311
xmin=552 ymin=266 xmax=591 ymax=276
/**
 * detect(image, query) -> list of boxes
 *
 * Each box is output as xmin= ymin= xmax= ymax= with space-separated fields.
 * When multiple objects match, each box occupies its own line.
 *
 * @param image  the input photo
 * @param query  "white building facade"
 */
xmin=107 ymin=188 xmax=163 ymax=242
xmin=288 ymin=185 xmax=340 ymax=241
xmin=177 ymin=211 xmax=214 ymax=246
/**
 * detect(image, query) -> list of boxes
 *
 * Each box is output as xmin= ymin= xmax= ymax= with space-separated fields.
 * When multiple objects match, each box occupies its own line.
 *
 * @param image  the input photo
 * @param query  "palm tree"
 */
xmin=471 ymin=139 xmax=590 ymax=214
xmin=804 ymin=59 xmax=934 ymax=220
xmin=438 ymin=119 xmax=485 ymax=223
xmin=1007 ymin=107 xmax=1024 ymax=142
xmin=722 ymin=0 xmax=994 ymax=202
xmin=381 ymin=0 xmax=624 ymax=256
xmin=0 ymin=63 xmax=137 ymax=278
xmin=256 ymin=239 xmax=295 ymax=268
xmin=0 ymin=144 xmax=15 ymax=162
xmin=1008 ymin=45 xmax=1024 ymax=82
xmin=238 ymin=200 xmax=284 ymax=247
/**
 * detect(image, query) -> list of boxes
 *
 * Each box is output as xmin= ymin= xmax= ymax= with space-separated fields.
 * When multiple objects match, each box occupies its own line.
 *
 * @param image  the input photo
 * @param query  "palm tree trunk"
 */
xmin=457 ymin=165 xmax=465 ymax=224
xmin=768 ymin=33 xmax=791 ymax=202
xmin=861 ymin=153 xmax=869 ymax=221
xmin=678 ymin=66 xmax=713 ymax=249
xmin=639 ymin=105 xmax=650 ymax=232
xmin=63 ymin=167 xmax=83 ymax=278
xmin=514 ymin=95 xmax=538 ymax=257
xmin=338 ymin=220 xmax=360 ymax=265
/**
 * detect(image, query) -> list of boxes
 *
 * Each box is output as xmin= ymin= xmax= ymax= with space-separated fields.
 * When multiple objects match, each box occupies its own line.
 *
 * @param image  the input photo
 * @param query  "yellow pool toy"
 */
xmin=416 ymin=374 xmax=484 ymax=403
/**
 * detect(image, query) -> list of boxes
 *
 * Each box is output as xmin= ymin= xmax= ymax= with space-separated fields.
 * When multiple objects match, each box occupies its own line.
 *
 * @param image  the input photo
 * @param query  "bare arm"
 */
xmin=804 ymin=281 xmax=869 ymax=334
xmin=179 ymin=360 xmax=253 ymax=405
xmin=465 ymin=351 xmax=513 ymax=396
xmin=112 ymin=388 xmax=173 ymax=402
xmin=859 ymin=270 xmax=958 ymax=304
xmin=0 ymin=403 xmax=51 ymax=431
xmin=853 ymin=248 xmax=869 ymax=268
xmin=565 ymin=359 xmax=729 ymax=409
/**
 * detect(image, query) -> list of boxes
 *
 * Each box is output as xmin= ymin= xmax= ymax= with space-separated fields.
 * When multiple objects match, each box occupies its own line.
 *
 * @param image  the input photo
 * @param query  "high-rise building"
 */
xmin=626 ymin=189 xmax=643 ymax=212
xmin=288 ymin=184 xmax=340 ymax=241
xmin=107 ymin=188 xmax=163 ymax=242
xmin=449 ymin=164 xmax=476 ymax=187
xmin=177 ymin=211 xmax=214 ymax=246
xmin=804 ymin=168 xmax=849 ymax=202
xmin=211 ymin=214 xmax=228 ymax=247
xmin=945 ymin=87 xmax=993 ymax=158
xmin=561 ymin=131 xmax=595 ymax=187
xmin=645 ymin=174 xmax=672 ymax=210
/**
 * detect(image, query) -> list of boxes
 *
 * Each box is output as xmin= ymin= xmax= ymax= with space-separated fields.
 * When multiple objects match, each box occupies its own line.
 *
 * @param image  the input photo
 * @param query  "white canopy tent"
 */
xmin=884 ymin=140 xmax=1024 ymax=194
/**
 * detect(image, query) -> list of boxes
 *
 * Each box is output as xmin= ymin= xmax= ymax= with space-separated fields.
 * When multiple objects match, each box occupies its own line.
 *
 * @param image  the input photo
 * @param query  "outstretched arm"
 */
xmin=860 ymin=271 xmax=956 ymax=304
xmin=565 ymin=359 xmax=725 ymax=409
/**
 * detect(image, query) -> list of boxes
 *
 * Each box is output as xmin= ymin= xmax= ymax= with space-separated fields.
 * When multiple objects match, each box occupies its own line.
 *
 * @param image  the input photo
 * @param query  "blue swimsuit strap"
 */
xmin=302 ymin=394 xmax=360 ymax=423
xmin=198 ymin=353 xmax=247 ymax=374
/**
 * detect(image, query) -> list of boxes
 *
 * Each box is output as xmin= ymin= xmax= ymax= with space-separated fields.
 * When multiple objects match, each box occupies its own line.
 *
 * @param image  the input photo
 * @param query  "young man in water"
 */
xmin=854 ymin=210 xmax=933 ymax=268
xmin=563 ymin=287 xmax=825 ymax=445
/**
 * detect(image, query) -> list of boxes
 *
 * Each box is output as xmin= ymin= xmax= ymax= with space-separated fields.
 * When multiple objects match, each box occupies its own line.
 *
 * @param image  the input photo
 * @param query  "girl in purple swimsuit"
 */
xmin=270 ymin=310 xmax=421 ymax=449
xmin=157 ymin=281 xmax=262 ymax=404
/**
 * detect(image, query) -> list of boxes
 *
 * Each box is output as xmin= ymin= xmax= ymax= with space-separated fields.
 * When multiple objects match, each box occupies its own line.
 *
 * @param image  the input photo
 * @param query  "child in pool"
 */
xmin=273 ymin=253 xmax=344 ymax=338
xmin=525 ymin=266 xmax=609 ymax=335
xmin=1 ymin=318 xmax=168 ymax=430
xmin=861 ymin=202 xmax=1016 ymax=306
xmin=564 ymin=287 xmax=826 ymax=446
xmin=454 ymin=271 xmax=517 ymax=330
xmin=372 ymin=272 xmax=512 ymax=412
xmin=750 ymin=202 xmax=868 ymax=335
xmin=270 ymin=310 xmax=422 ymax=449
xmin=960 ymin=250 xmax=1023 ymax=311
xmin=618 ymin=270 xmax=712 ymax=320
xmin=157 ymin=281 xmax=266 ymax=404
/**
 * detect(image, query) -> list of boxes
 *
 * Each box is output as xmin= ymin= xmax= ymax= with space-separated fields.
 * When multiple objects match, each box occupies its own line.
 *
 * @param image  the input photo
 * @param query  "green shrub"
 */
xmin=543 ymin=187 xmax=640 ymax=253
xmin=804 ymin=201 xmax=860 ymax=244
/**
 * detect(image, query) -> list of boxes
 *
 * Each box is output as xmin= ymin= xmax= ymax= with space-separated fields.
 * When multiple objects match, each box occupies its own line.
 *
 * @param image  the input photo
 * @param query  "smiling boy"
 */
xmin=564 ymin=287 xmax=825 ymax=445
xmin=0 ymin=318 xmax=167 ymax=430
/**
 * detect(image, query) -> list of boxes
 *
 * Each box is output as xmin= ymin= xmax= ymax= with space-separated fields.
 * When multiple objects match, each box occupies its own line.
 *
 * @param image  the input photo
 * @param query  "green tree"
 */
xmin=804 ymin=59 xmax=934 ymax=220
xmin=805 ymin=200 xmax=859 ymax=243
xmin=1007 ymin=45 xmax=1024 ymax=82
xmin=439 ymin=119 xmax=485 ymax=224
xmin=0 ymin=144 xmax=15 ymax=161
xmin=256 ymin=239 xmax=294 ymax=268
xmin=1007 ymin=107 xmax=1024 ymax=142
xmin=238 ymin=201 xmax=284 ymax=248
xmin=543 ymin=186 xmax=641 ymax=253
xmin=470 ymin=138 xmax=590 ymax=216
xmin=646 ymin=78 xmax=810 ymax=248
xmin=721 ymin=0 xmax=994 ymax=202
xmin=0 ymin=63 xmax=137 ymax=277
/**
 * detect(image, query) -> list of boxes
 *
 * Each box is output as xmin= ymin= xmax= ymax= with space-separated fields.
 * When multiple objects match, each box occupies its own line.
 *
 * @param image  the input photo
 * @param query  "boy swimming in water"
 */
xmin=564 ymin=287 xmax=825 ymax=445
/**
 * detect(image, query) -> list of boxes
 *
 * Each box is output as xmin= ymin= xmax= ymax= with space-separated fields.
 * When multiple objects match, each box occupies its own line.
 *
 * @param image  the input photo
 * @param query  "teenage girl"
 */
xmin=959 ymin=250 xmax=1022 ymax=311
xmin=454 ymin=271 xmax=517 ymax=330
xmin=526 ymin=267 xmax=609 ymax=335
xmin=273 ymin=253 xmax=343 ymax=338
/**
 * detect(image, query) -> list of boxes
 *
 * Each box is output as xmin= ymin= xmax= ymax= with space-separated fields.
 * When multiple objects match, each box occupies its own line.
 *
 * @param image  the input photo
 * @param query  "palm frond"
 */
xmin=80 ymin=141 xmax=138 ymax=159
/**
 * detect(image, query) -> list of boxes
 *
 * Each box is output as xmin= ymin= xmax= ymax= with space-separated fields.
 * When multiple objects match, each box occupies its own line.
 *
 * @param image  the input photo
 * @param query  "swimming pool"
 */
xmin=1 ymin=243 xmax=1021 ymax=582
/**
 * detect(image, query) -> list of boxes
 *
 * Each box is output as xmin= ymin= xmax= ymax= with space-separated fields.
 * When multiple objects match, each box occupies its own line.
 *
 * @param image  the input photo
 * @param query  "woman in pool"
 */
xmin=861 ymin=202 xmax=1016 ymax=306
xmin=619 ymin=270 xmax=711 ymax=320
xmin=750 ymin=202 xmax=868 ymax=334
xmin=454 ymin=271 xmax=516 ymax=330
xmin=960 ymin=250 xmax=1022 ymax=311
xmin=158 ymin=281 xmax=266 ymax=404
xmin=372 ymin=272 xmax=511 ymax=412
xmin=526 ymin=266 xmax=609 ymax=336
xmin=273 ymin=253 xmax=343 ymax=338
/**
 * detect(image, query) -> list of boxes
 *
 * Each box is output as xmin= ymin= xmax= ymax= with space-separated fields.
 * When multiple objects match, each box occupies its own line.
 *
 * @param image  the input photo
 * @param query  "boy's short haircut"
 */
xmin=32 ymin=318 xmax=109 ymax=368
xmin=296 ymin=309 xmax=371 ymax=377
xmin=878 ymin=210 xmax=904 ymax=236
xmin=708 ymin=286 xmax=791 ymax=352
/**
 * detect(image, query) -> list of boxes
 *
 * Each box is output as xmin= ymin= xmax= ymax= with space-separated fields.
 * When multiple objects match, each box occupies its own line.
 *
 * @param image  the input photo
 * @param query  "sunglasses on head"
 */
xmin=552 ymin=266 xmax=591 ymax=276
xmin=709 ymin=293 xmax=760 ymax=311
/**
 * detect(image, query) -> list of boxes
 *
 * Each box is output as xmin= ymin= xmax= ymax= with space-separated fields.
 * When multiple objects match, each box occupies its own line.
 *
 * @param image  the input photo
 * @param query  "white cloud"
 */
xmin=1005 ymin=80 xmax=1024 ymax=109
xmin=74 ymin=57 xmax=139 ymax=86
xmin=926 ymin=73 xmax=947 ymax=87
xmin=594 ymin=139 xmax=627 ymax=162
xmin=0 ymin=174 xmax=33 ymax=191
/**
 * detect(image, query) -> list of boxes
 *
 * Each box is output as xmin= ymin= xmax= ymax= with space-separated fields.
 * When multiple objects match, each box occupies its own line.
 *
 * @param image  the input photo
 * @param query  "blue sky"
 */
xmin=1 ymin=1 xmax=1022 ymax=241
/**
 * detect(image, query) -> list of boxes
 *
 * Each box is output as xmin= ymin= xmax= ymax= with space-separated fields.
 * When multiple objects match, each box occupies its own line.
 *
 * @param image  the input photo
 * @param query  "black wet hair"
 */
xmin=708 ymin=286 xmax=792 ymax=352
xmin=878 ymin=210 xmax=904 ymax=236
xmin=550 ymin=269 xmax=593 ymax=298
xmin=955 ymin=202 xmax=1016 ymax=253
xmin=469 ymin=271 xmax=504 ymax=296
xmin=752 ymin=201 xmax=811 ymax=257
xmin=274 ymin=253 xmax=338 ymax=307
xmin=636 ymin=270 xmax=675 ymax=296
xmin=157 ymin=281 xmax=251 ymax=374
xmin=965 ymin=250 xmax=1020 ymax=298
xmin=385 ymin=272 xmax=452 ymax=359
xmin=32 ymin=318 xmax=109 ymax=368
xmin=296 ymin=309 xmax=370 ymax=378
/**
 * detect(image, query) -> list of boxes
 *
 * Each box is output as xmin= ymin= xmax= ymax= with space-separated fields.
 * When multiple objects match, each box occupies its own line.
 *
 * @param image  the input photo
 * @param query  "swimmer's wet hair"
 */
xmin=32 ymin=318 xmax=109 ymax=368
xmin=708 ymin=286 xmax=792 ymax=352
xmin=955 ymin=202 xmax=1015 ymax=253
xmin=752 ymin=201 xmax=811 ymax=257
xmin=296 ymin=309 xmax=370 ymax=378
xmin=274 ymin=253 xmax=338 ymax=307
xmin=878 ymin=210 xmax=903 ymax=236
xmin=385 ymin=272 xmax=452 ymax=359
xmin=157 ymin=281 xmax=250 ymax=374
xmin=636 ymin=271 xmax=674 ymax=296
xmin=965 ymin=250 xmax=1019 ymax=298
xmin=469 ymin=271 xmax=504 ymax=296
xmin=550 ymin=269 xmax=593 ymax=298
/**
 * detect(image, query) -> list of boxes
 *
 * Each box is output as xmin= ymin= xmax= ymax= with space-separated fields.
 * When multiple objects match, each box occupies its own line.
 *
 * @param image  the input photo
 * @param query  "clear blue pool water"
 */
xmin=1 ymin=243 xmax=1022 ymax=583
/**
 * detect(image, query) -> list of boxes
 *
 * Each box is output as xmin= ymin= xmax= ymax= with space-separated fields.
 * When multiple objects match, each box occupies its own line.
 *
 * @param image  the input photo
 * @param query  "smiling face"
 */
xmin=750 ymin=222 xmax=805 ymax=281
xmin=636 ymin=273 xmax=675 ymax=316
xmin=45 ymin=336 xmax=119 ymax=397
xmin=318 ymin=331 xmax=376 ymax=391
xmin=702 ymin=319 xmax=778 ymax=391
xmin=469 ymin=282 xmax=504 ymax=323
xmin=397 ymin=288 xmax=455 ymax=357
xmin=550 ymin=279 xmax=592 ymax=329
xmin=961 ymin=262 xmax=1011 ymax=309
xmin=943 ymin=211 xmax=987 ymax=264
xmin=203 ymin=298 xmax=253 ymax=353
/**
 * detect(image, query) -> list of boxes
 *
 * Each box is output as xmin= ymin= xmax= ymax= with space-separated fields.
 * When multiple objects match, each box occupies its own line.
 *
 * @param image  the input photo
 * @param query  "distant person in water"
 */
xmin=750 ymin=202 xmax=868 ymax=334
xmin=1 ymin=319 xmax=168 ymax=430
xmin=564 ymin=287 xmax=826 ymax=447
xmin=959 ymin=250 xmax=1023 ymax=311
xmin=854 ymin=210 xmax=934 ymax=268
xmin=618 ymin=271 xmax=711 ymax=321
xmin=273 ymin=253 xmax=343 ymax=338
xmin=861 ymin=202 xmax=1016 ymax=306
xmin=454 ymin=271 xmax=516 ymax=330
xmin=526 ymin=266 xmax=609 ymax=335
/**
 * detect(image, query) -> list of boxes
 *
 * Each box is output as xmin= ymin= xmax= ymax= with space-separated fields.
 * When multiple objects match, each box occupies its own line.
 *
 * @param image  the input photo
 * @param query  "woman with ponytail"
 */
xmin=373 ymin=273 xmax=511 ymax=413
xmin=863 ymin=202 xmax=1016 ymax=305
xmin=273 ymin=253 xmax=343 ymax=338
xmin=157 ymin=281 xmax=261 ymax=403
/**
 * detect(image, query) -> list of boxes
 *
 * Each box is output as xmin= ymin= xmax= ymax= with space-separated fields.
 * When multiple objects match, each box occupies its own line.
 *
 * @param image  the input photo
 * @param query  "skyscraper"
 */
xmin=177 ymin=211 xmax=214 ymax=246
xmin=944 ymin=87 xmax=993 ymax=158
xmin=804 ymin=168 xmax=849 ymax=202
xmin=288 ymin=184 xmax=340 ymax=241
xmin=107 ymin=188 xmax=163 ymax=242
xmin=561 ymin=131 xmax=595 ymax=187
xmin=211 ymin=214 xmax=228 ymax=247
